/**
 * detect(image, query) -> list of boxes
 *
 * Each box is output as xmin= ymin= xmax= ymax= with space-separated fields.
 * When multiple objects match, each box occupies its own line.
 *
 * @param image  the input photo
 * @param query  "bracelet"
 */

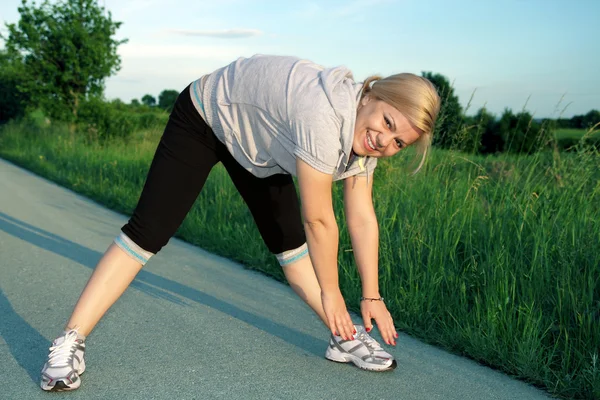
xmin=360 ymin=296 xmax=384 ymax=302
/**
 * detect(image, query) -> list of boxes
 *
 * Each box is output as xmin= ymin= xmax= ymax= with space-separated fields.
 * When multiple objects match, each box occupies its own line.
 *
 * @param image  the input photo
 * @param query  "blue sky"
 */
xmin=1 ymin=0 xmax=598 ymax=118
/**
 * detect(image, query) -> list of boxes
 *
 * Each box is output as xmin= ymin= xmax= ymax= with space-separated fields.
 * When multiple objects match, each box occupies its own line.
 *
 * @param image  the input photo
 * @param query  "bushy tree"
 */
xmin=158 ymin=89 xmax=178 ymax=112
xmin=556 ymin=110 xmax=599 ymax=130
xmin=421 ymin=71 xmax=464 ymax=149
xmin=0 ymin=50 xmax=30 ymax=122
xmin=3 ymin=0 xmax=127 ymax=126
xmin=473 ymin=108 xmax=502 ymax=154
xmin=571 ymin=114 xmax=585 ymax=129
xmin=77 ymin=95 xmax=136 ymax=141
xmin=498 ymin=109 xmax=545 ymax=154
xmin=582 ymin=110 xmax=600 ymax=130
xmin=141 ymin=94 xmax=156 ymax=107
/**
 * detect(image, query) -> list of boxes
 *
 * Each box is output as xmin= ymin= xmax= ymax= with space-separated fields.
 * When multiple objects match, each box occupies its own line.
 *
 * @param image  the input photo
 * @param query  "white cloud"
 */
xmin=166 ymin=28 xmax=263 ymax=39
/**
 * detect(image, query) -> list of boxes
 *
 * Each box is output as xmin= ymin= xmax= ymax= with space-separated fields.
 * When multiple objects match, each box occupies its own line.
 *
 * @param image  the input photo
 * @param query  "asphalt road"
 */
xmin=0 ymin=158 xmax=555 ymax=400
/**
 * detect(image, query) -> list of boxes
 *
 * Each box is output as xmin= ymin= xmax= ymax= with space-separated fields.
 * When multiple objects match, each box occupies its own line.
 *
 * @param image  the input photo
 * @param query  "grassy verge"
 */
xmin=1 ymin=119 xmax=599 ymax=399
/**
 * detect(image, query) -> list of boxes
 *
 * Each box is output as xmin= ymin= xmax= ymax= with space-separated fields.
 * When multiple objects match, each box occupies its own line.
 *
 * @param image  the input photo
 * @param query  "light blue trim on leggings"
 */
xmin=280 ymin=248 xmax=309 ymax=265
xmin=277 ymin=243 xmax=309 ymax=266
xmin=114 ymin=235 xmax=150 ymax=264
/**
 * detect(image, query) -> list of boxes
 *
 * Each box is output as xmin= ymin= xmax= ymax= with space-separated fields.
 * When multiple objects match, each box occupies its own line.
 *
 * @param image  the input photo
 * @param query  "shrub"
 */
xmin=77 ymin=96 xmax=138 ymax=141
xmin=422 ymin=72 xmax=464 ymax=150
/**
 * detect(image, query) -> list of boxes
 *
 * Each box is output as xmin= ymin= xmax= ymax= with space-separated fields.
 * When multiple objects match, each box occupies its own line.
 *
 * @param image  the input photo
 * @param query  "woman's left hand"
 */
xmin=360 ymin=299 xmax=398 ymax=346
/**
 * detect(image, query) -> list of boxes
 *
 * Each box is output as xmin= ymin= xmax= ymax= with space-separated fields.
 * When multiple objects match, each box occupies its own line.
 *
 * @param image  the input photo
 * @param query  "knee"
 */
xmin=113 ymin=232 xmax=155 ymax=265
xmin=275 ymin=243 xmax=309 ymax=267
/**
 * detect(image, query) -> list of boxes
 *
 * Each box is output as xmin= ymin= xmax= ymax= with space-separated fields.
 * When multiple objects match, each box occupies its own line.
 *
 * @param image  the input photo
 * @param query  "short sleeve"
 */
xmin=290 ymin=109 xmax=342 ymax=175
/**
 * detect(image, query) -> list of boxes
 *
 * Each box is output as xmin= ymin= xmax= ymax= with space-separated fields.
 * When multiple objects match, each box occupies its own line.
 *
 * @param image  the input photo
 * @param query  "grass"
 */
xmin=555 ymin=128 xmax=600 ymax=140
xmin=0 ymin=118 xmax=599 ymax=399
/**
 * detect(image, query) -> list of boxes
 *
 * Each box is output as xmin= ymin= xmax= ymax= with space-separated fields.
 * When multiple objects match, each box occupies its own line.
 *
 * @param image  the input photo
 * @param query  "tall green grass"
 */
xmin=0 ymin=118 xmax=598 ymax=399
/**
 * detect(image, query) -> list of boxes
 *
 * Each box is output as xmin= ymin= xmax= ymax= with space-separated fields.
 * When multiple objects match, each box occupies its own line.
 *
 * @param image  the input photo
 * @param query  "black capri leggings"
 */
xmin=121 ymin=85 xmax=306 ymax=255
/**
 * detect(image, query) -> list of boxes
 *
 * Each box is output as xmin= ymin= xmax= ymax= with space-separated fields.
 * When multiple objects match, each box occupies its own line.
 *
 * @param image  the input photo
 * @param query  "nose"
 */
xmin=376 ymin=132 xmax=393 ymax=148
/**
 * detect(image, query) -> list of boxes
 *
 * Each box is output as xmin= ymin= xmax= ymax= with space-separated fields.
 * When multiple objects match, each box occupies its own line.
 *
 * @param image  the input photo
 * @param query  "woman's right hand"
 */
xmin=321 ymin=290 xmax=355 ymax=340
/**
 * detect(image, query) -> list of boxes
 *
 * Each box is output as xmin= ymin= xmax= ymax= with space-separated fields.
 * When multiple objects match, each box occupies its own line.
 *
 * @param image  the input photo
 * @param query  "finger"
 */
xmin=375 ymin=310 xmax=394 ymax=345
xmin=339 ymin=313 xmax=354 ymax=340
xmin=387 ymin=320 xmax=396 ymax=346
xmin=391 ymin=317 xmax=399 ymax=342
xmin=346 ymin=312 xmax=356 ymax=337
xmin=377 ymin=316 xmax=394 ymax=345
xmin=379 ymin=315 xmax=392 ymax=344
xmin=361 ymin=310 xmax=373 ymax=332
xmin=377 ymin=318 xmax=390 ymax=344
xmin=343 ymin=315 xmax=354 ymax=340
xmin=388 ymin=317 xmax=398 ymax=346
xmin=334 ymin=315 xmax=347 ymax=340
xmin=328 ymin=317 xmax=338 ymax=337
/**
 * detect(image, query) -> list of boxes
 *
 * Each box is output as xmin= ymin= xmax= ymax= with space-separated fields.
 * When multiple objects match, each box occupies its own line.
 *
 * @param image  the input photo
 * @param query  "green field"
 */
xmin=555 ymin=128 xmax=599 ymax=140
xmin=0 ymin=119 xmax=599 ymax=399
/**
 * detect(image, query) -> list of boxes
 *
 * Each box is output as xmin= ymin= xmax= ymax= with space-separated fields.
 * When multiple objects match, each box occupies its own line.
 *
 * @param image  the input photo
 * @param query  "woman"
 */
xmin=40 ymin=55 xmax=440 ymax=391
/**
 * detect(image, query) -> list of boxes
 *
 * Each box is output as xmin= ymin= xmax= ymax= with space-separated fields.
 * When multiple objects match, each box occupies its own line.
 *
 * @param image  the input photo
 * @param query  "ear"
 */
xmin=361 ymin=94 xmax=371 ymax=107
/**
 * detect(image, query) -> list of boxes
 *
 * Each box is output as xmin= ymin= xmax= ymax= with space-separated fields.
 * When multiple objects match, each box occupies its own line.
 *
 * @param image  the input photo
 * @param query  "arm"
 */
xmin=343 ymin=174 xmax=398 ymax=345
xmin=343 ymin=175 xmax=380 ymax=298
xmin=296 ymin=158 xmax=355 ymax=340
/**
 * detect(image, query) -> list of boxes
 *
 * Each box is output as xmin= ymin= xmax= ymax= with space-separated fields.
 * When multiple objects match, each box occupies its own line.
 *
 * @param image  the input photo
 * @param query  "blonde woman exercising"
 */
xmin=40 ymin=55 xmax=440 ymax=391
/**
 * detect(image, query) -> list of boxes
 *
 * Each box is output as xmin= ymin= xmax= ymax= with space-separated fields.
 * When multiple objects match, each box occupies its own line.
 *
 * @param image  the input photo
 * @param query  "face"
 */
xmin=353 ymin=95 xmax=422 ymax=158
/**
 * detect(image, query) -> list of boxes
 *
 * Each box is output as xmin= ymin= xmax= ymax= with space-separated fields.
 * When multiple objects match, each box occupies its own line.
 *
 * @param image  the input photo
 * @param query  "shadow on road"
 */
xmin=0 ymin=212 xmax=326 ymax=384
xmin=0 ymin=287 xmax=49 ymax=383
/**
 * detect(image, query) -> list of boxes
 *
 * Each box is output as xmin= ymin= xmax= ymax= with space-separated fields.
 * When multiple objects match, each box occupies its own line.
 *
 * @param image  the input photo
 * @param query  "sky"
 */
xmin=1 ymin=0 xmax=599 ymax=118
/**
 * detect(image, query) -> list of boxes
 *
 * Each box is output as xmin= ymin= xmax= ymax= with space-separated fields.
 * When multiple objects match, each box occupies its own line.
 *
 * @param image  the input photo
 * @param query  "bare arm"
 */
xmin=343 ymin=175 xmax=380 ymax=298
xmin=296 ymin=158 xmax=355 ymax=340
xmin=344 ymin=174 xmax=398 ymax=345
xmin=296 ymin=159 xmax=339 ymax=292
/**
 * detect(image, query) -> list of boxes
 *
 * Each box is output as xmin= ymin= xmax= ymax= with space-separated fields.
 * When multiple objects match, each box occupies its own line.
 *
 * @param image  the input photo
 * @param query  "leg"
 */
xmin=281 ymin=255 xmax=328 ymax=326
xmin=66 ymin=243 xmax=144 ymax=335
xmin=218 ymin=154 xmax=329 ymax=327
xmin=65 ymin=86 xmax=219 ymax=335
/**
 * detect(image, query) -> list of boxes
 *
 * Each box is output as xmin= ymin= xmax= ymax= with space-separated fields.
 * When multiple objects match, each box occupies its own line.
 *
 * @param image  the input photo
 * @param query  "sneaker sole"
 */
xmin=325 ymin=347 xmax=397 ymax=372
xmin=44 ymin=380 xmax=80 ymax=392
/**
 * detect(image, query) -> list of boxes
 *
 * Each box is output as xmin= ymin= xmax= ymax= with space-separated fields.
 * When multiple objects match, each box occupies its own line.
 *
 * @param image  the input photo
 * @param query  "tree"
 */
xmin=571 ymin=114 xmax=585 ymax=129
xmin=0 ymin=50 xmax=30 ymax=123
xmin=158 ymin=89 xmax=179 ymax=112
xmin=141 ymin=94 xmax=156 ymax=107
xmin=498 ymin=109 xmax=544 ymax=154
xmin=421 ymin=71 xmax=464 ymax=149
xmin=475 ymin=108 xmax=504 ymax=154
xmin=130 ymin=98 xmax=141 ymax=107
xmin=583 ymin=110 xmax=600 ymax=130
xmin=3 ymin=0 xmax=127 ymax=126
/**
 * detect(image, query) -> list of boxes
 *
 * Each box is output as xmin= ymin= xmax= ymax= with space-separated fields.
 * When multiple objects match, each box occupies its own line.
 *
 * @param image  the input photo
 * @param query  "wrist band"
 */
xmin=360 ymin=296 xmax=384 ymax=302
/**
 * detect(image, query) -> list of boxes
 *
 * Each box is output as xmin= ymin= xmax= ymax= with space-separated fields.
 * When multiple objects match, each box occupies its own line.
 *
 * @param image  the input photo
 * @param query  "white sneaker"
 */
xmin=325 ymin=325 xmax=396 ymax=372
xmin=40 ymin=329 xmax=86 ymax=391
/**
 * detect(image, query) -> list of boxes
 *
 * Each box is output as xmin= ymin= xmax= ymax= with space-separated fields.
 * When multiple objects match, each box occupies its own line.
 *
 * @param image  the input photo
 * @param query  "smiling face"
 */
xmin=353 ymin=95 xmax=422 ymax=158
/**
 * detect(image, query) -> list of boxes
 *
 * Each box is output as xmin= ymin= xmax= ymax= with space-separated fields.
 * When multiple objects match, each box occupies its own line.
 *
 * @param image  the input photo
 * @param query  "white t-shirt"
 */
xmin=189 ymin=54 xmax=377 ymax=180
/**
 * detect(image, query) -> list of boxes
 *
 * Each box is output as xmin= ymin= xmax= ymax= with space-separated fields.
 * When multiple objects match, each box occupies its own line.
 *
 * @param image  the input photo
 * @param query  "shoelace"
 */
xmin=47 ymin=331 xmax=79 ymax=367
xmin=356 ymin=331 xmax=383 ymax=353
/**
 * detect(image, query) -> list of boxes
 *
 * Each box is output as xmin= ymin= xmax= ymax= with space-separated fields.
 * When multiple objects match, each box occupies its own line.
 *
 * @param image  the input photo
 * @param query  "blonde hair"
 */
xmin=361 ymin=74 xmax=440 ymax=174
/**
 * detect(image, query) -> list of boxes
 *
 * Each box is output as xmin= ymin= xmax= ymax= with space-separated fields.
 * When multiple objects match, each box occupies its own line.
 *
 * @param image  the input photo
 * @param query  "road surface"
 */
xmin=0 ymin=158 xmax=554 ymax=400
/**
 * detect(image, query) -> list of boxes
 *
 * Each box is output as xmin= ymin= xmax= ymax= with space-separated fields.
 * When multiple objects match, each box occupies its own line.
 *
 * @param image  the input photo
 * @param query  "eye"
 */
xmin=395 ymin=139 xmax=404 ymax=148
xmin=384 ymin=116 xmax=392 ymax=129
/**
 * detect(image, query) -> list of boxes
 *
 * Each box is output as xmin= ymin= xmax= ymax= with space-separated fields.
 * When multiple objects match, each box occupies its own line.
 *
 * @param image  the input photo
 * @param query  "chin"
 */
xmin=352 ymin=145 xmax=365 ymax=156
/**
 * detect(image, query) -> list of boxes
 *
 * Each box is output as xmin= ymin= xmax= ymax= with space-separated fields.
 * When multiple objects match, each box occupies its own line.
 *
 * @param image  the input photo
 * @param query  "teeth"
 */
xmin=367 ymin=132 xmax=376 ymax=150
